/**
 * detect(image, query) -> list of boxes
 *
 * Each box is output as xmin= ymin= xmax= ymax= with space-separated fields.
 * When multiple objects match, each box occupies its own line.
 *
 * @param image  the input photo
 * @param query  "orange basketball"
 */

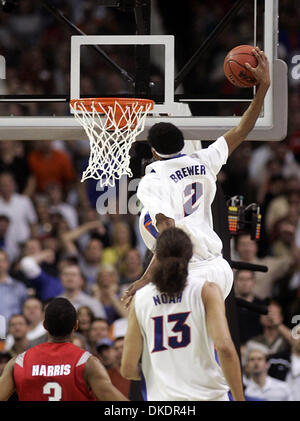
xmin=224 ymin=45 xmax=258 ymax=88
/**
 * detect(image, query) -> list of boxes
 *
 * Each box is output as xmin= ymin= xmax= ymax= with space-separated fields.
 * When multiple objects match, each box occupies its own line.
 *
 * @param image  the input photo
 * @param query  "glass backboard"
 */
xmin=0 ymin=0 xmax=287 ymax=141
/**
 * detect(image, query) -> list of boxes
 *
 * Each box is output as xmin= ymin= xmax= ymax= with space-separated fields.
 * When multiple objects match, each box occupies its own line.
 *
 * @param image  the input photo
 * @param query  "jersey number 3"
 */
xmin=183 ymin=182 xmax=203 ymax=216
xmin=43 ymin=382 xmax=62 ymax=401
xmin=152 ymin=312 xmax=191 ymax=353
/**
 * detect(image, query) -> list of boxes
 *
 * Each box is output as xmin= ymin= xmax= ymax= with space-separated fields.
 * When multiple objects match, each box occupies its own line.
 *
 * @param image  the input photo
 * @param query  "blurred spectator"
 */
xmin=0 ymin=141 xmax=34 ymax=195
xmin=102 ymin=222 xmax=133 ymax=276
xmin=46 ymin=182 xmax=78 ymax=229
xmin=120 ymin=248 xmax=143 ymax=289
xmin=107 ymin=337 xmax=131 ymax=398
xmin=0 ymin=351 xmax=11 ymax=376
xmin=61 ymin=220 xmax=107 ymax=288
xmin=246 ymin=300 xmax=292 ymax=357
xmin=0 ymin=214 xmax=19 ymax=261
xmin=244 ymin=348 xmax=291 ymax=401
xmin=220 ymin=142 xmax=255 ymax=201
xmin=28 ymin=141 xmax=76 ymax=194
xmin=96 ymin=337 xmax=117 ymax=370
xmin=248 ymin=142 xmax=300 ymax=191
xmin=93 ymin=264 xmax=128 ymax=325
xmin=77 ymin=305 xmax=95 ymax=340
xmin=33 ymin=196 xmax=54 ymax=239
xmin=271 ymin=217 xmax=297 ymax=258
xmin=264 ymin=176 xmax=300 ymax=234
xmin=87 ymin=318 xmax=110 ymax=356
xmin=58 ymin=263 xmax=106 ymax=318
xmin=6 ymin=314 xmax=30 ymax=357
xmin=234 ymin=233 xmax=294 ymax=299
xmin=0 ymin=172 xmax=37 ymax=251
xmin=79 ymin=238 xmax=105 ymax=289
xmin=19 ymin=249 xmax=63 ymax=302
xmin=62 ymin=218 xmax=107 ymax=253
xmin=72 ymin=332 xmax=89 ymax=350
xmin=0 ymin=250 xmax=28 ymax=328
xmin=109 ymin=317 xmax=128 ymax=341
xmin=4 ymin=297 xmax=46 ymax=350
xmin=22 ymin=297 xmax=46 ymax=342
xmin=234 ymin=270 xmax=264 ymax=344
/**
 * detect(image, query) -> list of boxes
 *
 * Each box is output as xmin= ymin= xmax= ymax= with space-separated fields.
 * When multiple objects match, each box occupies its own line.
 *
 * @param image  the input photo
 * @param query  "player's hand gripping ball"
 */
xmin=224 ymin=45 xmax=258 ymax=88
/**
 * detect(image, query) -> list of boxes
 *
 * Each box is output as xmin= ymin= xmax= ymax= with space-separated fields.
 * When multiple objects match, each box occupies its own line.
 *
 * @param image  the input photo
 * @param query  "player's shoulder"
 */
xmin=136 ymin=282 xmax=157 ymax=299
xmin=135 ymin=283 xmax=160 ymax=308
xmin=185 ymin=275 xmax=207 ymax=294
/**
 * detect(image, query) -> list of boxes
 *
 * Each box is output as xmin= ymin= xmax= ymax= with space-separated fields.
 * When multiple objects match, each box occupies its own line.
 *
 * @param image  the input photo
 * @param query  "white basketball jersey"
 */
xmin=137 ymin=136 xmax=228 ymax=261
xmin=134 ymin=275 xmax=229 ymax=401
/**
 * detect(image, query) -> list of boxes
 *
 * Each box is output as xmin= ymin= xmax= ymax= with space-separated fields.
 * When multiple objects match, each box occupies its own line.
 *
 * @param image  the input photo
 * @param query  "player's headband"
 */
xmin=152 ymin=148 xmax=183 ymax=158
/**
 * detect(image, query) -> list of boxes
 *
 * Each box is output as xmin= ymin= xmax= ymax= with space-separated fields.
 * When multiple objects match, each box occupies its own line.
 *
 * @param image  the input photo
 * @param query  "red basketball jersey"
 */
xmin=13 ymin=342 xmax=96 ymax=401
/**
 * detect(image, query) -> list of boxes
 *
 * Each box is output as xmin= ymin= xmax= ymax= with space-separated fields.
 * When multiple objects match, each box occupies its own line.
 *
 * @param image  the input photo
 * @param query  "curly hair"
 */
xmin=152 ymin=227 xmax=193 ymax=295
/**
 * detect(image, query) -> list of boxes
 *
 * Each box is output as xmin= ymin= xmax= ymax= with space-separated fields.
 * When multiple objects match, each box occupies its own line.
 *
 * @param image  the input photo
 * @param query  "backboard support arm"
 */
xmin=174 ymin=0 xmax=247 ymax=91
xmin=41 ymin=0 xmax=135 ymax=86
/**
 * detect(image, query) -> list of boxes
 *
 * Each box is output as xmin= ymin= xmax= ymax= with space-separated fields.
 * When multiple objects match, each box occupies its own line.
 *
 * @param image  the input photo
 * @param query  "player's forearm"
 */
xmin=225 ymin=82 xmax=270 ymax=155
xmin=141 ymin=253 xmax=157 ymax=282
xmin=120 ymin=364 xmax=141 ymax=381
xmin=216 ymin=344 xmax=245 ymax=401
xmin=237 ymin=82 xmax=269 ymax=136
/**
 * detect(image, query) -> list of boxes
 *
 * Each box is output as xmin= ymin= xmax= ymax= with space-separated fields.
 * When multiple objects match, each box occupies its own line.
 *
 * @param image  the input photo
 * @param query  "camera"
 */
xmin=227 ymin=195 xmax=261 ymax=240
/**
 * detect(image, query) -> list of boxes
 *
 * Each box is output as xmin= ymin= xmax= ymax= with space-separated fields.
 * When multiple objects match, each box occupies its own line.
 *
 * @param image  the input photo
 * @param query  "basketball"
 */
xmin=224 ymin=45 xmax=258 ymax=88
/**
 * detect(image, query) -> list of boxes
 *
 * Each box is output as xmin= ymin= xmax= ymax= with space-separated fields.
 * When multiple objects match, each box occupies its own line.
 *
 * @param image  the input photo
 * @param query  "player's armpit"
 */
xmin=84 ymin=356 xmax=128 ymax=401
xmin=0 ymin=357 xmax=16 ymax=401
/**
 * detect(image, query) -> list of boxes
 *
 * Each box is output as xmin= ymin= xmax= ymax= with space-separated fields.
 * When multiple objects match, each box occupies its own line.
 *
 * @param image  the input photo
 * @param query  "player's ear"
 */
xmin=151 ymin=147 xmax=160 ymax=160
xmin=74 ymin=320 xmax=79 ymax=331
xmin=43 ymin=319 xmax=47 ymax=331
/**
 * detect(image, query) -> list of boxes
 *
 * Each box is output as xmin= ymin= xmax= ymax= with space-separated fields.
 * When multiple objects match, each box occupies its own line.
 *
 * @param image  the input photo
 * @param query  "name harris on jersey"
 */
xmin=169 ymin=164 xmax=206 ymax=183
xmin=32 ymin=364 xmax=71 ymax=376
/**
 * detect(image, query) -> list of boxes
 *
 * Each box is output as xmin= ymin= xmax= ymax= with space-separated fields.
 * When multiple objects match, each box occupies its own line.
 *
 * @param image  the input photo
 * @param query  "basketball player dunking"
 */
xmin=122 ymin=47 xmax=270 ymax=305
xmin=121 ymin=227 xmax=245 ymax=401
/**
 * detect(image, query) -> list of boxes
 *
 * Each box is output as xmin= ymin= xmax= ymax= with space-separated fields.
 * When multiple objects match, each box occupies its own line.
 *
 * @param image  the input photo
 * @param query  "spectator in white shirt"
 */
xmin=0 ymin=172 xmax=37 ymax=250
xmin=58 ymin=262 xmax=107 ymax=319
xmin=245 ymin=348 xmax=291 ymax=401
xmin=4 ymin=297 xmax=46 ymax=350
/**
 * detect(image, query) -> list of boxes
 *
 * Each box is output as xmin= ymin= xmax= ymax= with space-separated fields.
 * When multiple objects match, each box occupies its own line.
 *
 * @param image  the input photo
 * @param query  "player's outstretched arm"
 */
xmin=223 ymin=47 xmax=270 ymax=155
xmin=202 ymin=282 xmax=245 ymax=401
xmin=121 ymin=297 xmax=143 ymax=381
xmin=84 ymin=355 xmax=129 ymax=401
xmin=0 ymin=357 xmax=16 ymax=401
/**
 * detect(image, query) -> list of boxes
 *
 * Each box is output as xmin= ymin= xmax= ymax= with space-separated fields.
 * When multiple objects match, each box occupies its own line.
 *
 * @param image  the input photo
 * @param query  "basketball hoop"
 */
xmin=70 ymin=97 xmax=154 ymax=187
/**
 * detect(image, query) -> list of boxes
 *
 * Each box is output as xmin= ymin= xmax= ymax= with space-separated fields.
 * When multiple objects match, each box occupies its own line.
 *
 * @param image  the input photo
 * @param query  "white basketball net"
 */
xmin=70 ymin=99 xmax=153 ymax=187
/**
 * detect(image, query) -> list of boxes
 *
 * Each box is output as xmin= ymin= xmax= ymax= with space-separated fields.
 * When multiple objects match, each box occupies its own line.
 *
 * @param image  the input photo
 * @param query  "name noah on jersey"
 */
xmin=153 ymin=293 xmax=182 ymax=306
xmin=32 ymin=364 xmax=71 ymax=376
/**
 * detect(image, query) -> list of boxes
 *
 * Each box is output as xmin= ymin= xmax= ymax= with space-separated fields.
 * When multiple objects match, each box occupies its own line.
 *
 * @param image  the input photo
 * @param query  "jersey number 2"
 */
xmin=152 ymin=312 xmax=191 ymax=352
xmin=183 ymin=182 xmax=203 ymax=216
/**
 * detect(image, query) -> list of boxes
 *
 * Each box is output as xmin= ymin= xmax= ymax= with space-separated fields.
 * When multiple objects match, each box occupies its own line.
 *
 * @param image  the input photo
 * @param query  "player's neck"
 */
xmin=48 ymin=335 xmax=72 ymax=344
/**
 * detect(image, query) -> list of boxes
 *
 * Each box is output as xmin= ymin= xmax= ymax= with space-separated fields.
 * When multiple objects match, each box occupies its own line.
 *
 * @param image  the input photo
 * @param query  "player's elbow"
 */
xmin=214 ymin=338 xmax=236 ymax=357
